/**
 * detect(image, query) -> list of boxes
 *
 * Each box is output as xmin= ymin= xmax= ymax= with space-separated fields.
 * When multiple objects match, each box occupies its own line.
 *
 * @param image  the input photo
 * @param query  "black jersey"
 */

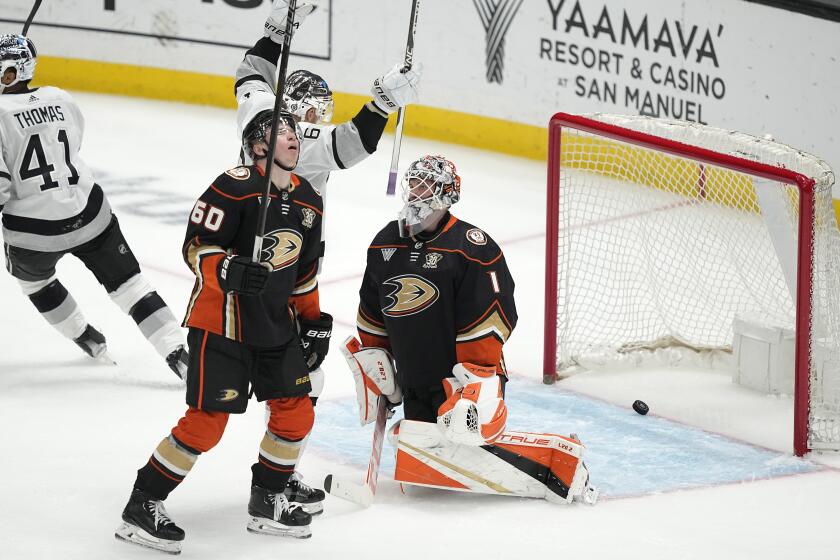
xmin=182 ymin=165 xmax=323 ymax=347
xmin=357 ymin=214 xmax=517 ymax=390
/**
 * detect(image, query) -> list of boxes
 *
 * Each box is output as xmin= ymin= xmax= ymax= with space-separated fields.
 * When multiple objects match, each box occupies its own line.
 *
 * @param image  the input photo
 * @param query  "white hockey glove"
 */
xmin=341 ymin=336 xmax=402 ymax=426
xmin=437 ymin=363 xmax=508 ymax=446
xmin=264 ymin=1 xmax=317 ymax=44
xmin=371 ymin=63 xmax=423 ymax=115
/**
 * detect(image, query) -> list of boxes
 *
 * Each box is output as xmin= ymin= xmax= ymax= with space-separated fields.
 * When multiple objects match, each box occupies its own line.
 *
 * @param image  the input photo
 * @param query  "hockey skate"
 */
xmin=166 ymin=346 xmax=189 ymax=380
xmin=283 ymin=471 xmax=325 ymax=515
xmin=115 ymin=488 xmax=185 ymax=555
xmin=247 ymin=484 xmax=312 ymax=539
xmin=74 ymin=324 xmax=116 ymax=364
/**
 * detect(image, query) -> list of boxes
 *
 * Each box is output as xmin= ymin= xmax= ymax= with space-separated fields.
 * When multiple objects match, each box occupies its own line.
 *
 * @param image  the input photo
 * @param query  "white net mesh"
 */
xmin=552 ymin=114 xmax=840 ymax=450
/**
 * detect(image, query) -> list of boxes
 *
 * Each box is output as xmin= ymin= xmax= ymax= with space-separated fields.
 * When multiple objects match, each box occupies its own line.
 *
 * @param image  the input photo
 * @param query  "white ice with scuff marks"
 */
xmin=0 ymin=93 xmax=838 ymax=560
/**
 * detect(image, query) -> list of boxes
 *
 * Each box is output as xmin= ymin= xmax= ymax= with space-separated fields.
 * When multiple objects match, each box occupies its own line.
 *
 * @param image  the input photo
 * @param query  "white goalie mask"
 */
xmin=0 ymin=35 xmax=37 ymax=94
xmin=398 ymin=155 xmax=461 ymax=238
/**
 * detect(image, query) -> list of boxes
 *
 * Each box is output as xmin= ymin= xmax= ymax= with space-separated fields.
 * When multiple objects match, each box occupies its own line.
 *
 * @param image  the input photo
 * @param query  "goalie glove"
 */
xmin=436 ymin=363 xmax=507 ymax=446
xmin=299 ymin=312 xmax=332 ymax=371
xmin=340 ymin=337 xmax=402 ymax=425
xmin=371 ymin=63 xmax=423 ymax=115
xmin=264 ymin=1 xmax=317 ymax=44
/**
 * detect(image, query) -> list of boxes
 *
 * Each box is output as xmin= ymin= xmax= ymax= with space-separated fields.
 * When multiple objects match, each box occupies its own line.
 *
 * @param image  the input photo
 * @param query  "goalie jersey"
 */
xmin=182 ymin=165 xmax=323 ymax=347
xmin=0 ymin=86 xmax=112 ymax=251
xmin=356 ymin=214 xmax=518 ymax=390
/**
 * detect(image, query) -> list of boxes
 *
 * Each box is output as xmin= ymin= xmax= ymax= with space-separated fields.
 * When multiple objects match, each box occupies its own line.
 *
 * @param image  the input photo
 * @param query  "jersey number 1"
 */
xmin=20 ymin=130 xmax=80 ymax=191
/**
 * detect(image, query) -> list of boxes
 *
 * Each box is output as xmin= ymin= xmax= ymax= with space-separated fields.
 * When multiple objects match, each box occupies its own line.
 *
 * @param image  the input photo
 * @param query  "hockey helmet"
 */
xmin=398 ymin=155 xmax=461 ymax=237
xmin=283 ymin=70 xmax=334 ymax=124
xmin=0 ymin=35 xmax=37 ymax=93
xmin=242 ymin=108 xmax=302 ymax=157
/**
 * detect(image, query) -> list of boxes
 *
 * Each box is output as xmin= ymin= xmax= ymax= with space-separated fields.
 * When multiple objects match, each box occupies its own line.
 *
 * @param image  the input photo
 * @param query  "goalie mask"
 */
xmin=398 ymin=155 xmax=461 ymax=238
xmin=242 ymin=108 xmax=303 ymax=170
xmin=0 ymin=35 xmax=37 ymax=94
xmin=283 ymin=70 xmax=334 ymax=124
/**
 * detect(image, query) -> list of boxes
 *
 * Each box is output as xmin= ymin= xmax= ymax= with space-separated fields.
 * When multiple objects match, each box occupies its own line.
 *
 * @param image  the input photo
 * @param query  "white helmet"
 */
xmin=0 ymin=35 xmax=37 ymax=93
xmin=283 ymin=70 xmax=334 ymax=124
xmin=398 ymin=155 xmax=461 ymax=238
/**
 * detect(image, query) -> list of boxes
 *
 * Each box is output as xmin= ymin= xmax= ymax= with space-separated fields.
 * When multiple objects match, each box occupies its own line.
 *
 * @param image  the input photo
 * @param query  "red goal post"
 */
xmin=543 ymin=112 xmax=839 ymax=456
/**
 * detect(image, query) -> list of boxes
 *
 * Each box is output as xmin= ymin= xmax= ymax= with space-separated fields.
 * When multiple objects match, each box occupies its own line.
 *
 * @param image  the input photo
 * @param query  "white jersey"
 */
xmin=234 ymin=38 xmax=388 ymax=203
xmin=0 ymin=87 xmax=112 ymax=252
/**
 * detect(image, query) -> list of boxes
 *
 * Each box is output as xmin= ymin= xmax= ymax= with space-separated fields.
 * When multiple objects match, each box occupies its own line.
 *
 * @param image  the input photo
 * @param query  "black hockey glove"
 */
xmin=217 ymin=255 xmax=270 ymax=295
xmin=299 ymin=312 xmax=333 ymax=371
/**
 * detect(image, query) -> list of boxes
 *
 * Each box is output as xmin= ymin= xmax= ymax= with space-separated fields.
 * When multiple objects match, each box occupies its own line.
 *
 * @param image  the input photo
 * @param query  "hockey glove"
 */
xmin=264 ymin=1 xmax=317 ymax=44
xmin=371 ymin=63 xmax=423 ymax=115
xmin=299 ymin=312 xmax=333 ymax=371
xmin=217 ymin=255 xmax=270 ymax=295
xmin=437 ymin=363 xmax=507 ymax=446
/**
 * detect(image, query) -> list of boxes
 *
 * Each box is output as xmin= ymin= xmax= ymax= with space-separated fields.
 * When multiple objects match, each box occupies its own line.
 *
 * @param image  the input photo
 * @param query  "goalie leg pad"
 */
xmin=394 ymin=421 xmax=596 ymax=504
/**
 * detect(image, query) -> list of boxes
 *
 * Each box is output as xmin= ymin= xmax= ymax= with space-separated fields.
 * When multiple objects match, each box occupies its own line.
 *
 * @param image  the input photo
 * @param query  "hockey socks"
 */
xmin=135 ymin=435 xmax=200 ymax=501
xmin=22 ymin=277 xmax=88 ymax=341
xmin=109 ymin=273 xmax=185 ymax=359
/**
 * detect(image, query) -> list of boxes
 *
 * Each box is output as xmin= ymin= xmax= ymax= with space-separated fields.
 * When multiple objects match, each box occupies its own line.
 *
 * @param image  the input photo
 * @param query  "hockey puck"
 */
xmin=632 ymin=400 xmax=649 ymax=415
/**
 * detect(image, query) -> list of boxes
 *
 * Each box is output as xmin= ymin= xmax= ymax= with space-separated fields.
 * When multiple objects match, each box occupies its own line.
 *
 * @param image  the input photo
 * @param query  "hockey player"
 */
xmin=232 ymin=0 xmax=421 ymax=515
xmin=237 ymin=1 xmax=422 ymax=199
xmin=0 ymin=34 xmax=187 ymax=378
xmin=115 ymin=109 xmax=329 ymax=554
xmin=345 ymin=155 xmax=598 ymax=505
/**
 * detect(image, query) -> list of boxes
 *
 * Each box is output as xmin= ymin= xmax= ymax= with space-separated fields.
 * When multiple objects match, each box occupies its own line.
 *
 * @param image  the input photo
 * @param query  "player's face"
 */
xmin=407 ymin=177 xmax=436 ymax=202
xmin=1 ymin=67 xmax=16 ymax=86
xmin=267 ymin=124 xmax=300 ymax=168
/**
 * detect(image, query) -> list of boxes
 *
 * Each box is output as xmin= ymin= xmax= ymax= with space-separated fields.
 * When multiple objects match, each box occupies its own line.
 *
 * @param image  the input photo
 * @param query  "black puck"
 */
xmin=632 ymin=400 xmax=649 ymax=415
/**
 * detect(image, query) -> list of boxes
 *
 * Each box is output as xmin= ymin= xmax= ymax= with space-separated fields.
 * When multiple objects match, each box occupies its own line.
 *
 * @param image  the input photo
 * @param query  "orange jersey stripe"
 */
xmin=292 ymin=199 xmax=323 ymax=216
xmin=425 ymin=246 xmax=502 ymax=266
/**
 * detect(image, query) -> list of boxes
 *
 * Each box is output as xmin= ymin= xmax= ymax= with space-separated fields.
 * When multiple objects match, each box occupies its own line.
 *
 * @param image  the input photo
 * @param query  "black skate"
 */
xmin=247 ymin=484 xmax=312 ymax=539
xmin=74 ymin=324 xmax=114 ymax=363
xmin=115 ymin=488 xmax=185 ymax=555
xmin=166 ymin=346 xmax=189 ymax=380
xmin=283 ymin=471 xmax=325 ymax=515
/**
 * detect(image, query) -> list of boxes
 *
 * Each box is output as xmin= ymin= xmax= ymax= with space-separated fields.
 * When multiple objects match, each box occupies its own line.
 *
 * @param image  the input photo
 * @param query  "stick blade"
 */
xmin=386 ymin=171 xmax=399 ymax=196
xmin=324 ymin=474 xmax=373 ymax=508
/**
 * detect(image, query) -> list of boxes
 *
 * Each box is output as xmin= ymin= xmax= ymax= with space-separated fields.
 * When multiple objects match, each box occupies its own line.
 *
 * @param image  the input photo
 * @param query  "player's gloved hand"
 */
xmin=217 ymin=255 xmax=270 ymax=295
xmin=370 ymin=62 xmax=423 ymax=115
xmin=299 ymin=312 xmax=333 ymax=371
xmin=437 ymin=363 xmax=507 ymax=446
xmin=264 ymin=1 xmax=317 ymax=43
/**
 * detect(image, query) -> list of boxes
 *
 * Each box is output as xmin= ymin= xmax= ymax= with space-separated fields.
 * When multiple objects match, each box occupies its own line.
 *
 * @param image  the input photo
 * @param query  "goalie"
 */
xmin=345 ymin=155 xmax=597 ymax=505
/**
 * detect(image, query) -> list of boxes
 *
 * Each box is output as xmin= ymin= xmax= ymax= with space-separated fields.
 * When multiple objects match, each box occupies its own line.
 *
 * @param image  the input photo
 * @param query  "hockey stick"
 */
xmin=324 ymin=396 xmax=388 ymax=507
xmin=252 ymin=0 xmax=298 ymax=262
xmin=22 ymin=0 xmax=43 ymax=35
xmin=385 ymin=0 xmax=421 ymax=196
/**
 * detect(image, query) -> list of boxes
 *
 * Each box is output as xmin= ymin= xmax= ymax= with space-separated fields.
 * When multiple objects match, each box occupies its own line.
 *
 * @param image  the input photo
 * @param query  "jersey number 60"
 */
xmin=190 ymin=201 xmax=225 ymax=232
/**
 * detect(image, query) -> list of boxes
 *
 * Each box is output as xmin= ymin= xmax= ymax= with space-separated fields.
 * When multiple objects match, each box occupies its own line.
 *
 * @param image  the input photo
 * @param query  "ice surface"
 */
xmin=0 ymin=93 xmax=838 ymax=560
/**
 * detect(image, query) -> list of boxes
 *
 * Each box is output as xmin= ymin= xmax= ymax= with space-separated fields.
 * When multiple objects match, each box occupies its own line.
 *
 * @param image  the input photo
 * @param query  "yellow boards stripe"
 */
xmin=34 ymin=57 xmax=839 ymax=223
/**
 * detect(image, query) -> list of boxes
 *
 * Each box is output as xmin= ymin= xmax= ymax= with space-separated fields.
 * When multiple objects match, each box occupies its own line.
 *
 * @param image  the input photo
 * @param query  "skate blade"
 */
xmin=95 ymin=350 xmax=117 ymax=365
xmin=115 ymin=522 xmax=182 ymax=555
xmin=294 ymin=500 xmax=323 ymax=515
xmin=246 ymin=517 xmax=312 ymax=539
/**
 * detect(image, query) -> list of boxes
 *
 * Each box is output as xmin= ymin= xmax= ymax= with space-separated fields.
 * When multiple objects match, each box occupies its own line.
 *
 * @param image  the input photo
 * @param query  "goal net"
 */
xmin=543 ymin=113 xmax=840 ymax=455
